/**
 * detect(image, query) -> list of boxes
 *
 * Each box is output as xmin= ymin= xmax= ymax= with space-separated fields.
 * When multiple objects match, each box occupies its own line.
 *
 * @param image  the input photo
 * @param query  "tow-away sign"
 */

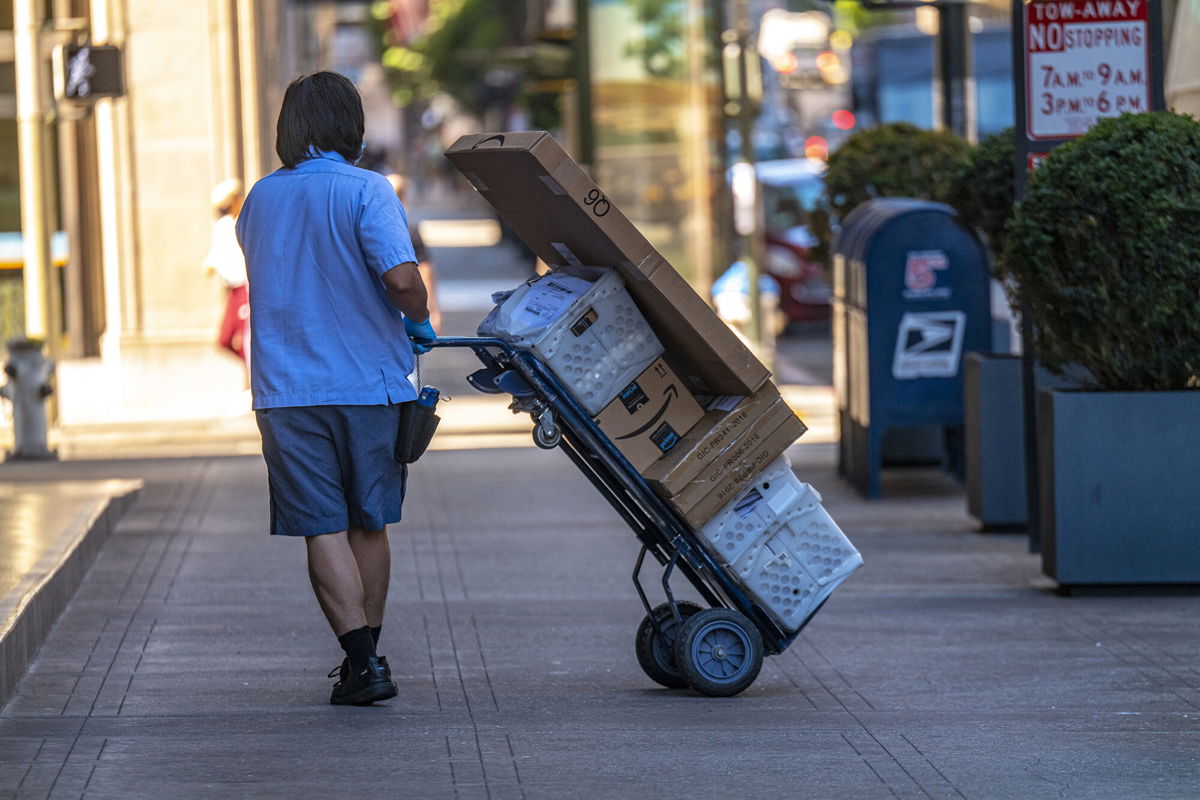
xmin=1025 ymin=0 xmax=1150 ymax=140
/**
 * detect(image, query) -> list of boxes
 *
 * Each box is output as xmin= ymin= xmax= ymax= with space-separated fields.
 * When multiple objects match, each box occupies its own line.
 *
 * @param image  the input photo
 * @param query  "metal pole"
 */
xmin=1011 ymin=0 xmax=1040 ymax=552
xmin=731 ymin=0 xmax=763 ymax=350
xmin=936 ymin=1 xmax=975 ymax=141
xmin=573 ymin=0 xmax=595 ymax=170
xmin=14 ymin=0 xmax=59 ymax=349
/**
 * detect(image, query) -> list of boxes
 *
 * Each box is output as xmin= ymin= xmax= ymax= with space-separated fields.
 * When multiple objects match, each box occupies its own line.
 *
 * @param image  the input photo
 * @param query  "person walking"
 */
xmin=203 ymin=178 xmax=251 ymax=401
xmin=235 ymin=71 xmax=436 ymax=706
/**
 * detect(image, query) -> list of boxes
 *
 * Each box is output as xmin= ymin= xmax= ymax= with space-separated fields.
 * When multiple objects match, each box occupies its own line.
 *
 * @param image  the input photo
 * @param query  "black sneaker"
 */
xmin=329 ymin=656 xmax=391 ymax=685
xmin=329 ymin=656 xmax=397 ymax=706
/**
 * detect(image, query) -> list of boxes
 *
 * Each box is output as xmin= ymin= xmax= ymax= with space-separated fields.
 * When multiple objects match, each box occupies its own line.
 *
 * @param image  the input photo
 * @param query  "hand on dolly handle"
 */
xmin=405 ymin=316 xmax=437 ymax=355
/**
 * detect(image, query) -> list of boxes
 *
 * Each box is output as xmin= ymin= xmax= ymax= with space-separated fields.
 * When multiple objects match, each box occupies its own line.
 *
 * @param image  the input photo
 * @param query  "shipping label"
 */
xmin=520 ymin=277 xmax=586 ymax=324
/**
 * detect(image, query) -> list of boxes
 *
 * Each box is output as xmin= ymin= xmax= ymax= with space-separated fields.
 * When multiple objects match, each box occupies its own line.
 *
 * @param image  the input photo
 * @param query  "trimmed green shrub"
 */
xmin=1003 ymin=112 xmax=1200 ymax=391
xmin=813 ymin=122 xmax=972 ymax=264
xmin=948 ymin=127 xmax=1015 ymax=270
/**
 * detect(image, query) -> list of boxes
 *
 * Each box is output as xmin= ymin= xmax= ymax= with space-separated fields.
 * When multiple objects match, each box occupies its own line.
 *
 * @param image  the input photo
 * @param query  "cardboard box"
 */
xmin=593 ymin=357 xmax=705 ymax=473
xmin=445 ymin=132 xmax=770 ymax=396
xmin=644 ymin=383 xmax=806 ymax=497
xmin=671 ymin=412 xmax=809 ymax=530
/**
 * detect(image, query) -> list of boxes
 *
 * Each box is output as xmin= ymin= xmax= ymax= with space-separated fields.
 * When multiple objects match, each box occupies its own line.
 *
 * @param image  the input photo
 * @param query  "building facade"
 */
xmin=2 ymin=0 xmax=349 ymax=425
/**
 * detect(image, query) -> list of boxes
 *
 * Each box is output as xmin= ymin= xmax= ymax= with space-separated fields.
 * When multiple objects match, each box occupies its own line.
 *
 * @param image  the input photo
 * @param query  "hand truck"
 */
xmin=428 ymin=337 xmax=825 ymax=697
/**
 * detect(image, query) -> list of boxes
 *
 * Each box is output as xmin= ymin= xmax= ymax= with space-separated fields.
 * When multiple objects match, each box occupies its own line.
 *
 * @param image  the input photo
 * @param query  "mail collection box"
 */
xmin=445 ymin=131 xmax=771 ymax=397
xmin=479 ymin=267 xmax=663 ymax=415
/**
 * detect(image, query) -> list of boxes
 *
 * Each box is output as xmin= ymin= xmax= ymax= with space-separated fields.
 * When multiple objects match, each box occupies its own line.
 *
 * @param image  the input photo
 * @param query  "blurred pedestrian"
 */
xmin=385 ymin=172 xmax=442 ymax=332
xmin=203 ymin=178 xmax=250 ymax=392
xmin=235 ymin=71 xmax=435 ymax=706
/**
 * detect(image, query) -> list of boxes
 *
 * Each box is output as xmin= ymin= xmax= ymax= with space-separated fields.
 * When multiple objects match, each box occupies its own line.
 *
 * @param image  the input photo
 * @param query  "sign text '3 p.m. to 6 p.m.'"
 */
xmin=1025 ymin=0 xmax=1150 ymax=140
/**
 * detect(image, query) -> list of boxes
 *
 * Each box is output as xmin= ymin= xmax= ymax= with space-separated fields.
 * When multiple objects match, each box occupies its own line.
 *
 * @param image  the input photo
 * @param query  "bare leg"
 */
xmin=347 ymin=527 xmax=390 ymax=630
xmin=305 ymin=531 xmax=367 ymax=637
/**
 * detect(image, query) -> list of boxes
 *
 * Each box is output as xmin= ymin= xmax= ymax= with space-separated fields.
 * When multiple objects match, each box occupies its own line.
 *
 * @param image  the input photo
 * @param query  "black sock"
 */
xmin=337 ymin=626 xmax=376 ymax=673
xmin=370 ymin=626 xmax=382 ymax=648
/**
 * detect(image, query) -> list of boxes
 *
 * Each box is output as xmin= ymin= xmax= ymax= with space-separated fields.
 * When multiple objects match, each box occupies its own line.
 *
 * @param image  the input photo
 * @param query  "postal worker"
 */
xmin=236 ymin=71 xmax=436 ymax=705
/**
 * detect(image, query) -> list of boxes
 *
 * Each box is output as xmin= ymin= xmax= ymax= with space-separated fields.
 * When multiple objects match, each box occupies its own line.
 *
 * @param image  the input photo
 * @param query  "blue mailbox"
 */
xmin=832 ymin=199 xmax=991 ymax=498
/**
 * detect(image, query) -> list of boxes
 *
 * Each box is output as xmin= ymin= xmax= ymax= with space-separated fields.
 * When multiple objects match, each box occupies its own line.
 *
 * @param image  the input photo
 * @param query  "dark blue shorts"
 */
xmin=255 ymin=404 xmax=408 ymax=536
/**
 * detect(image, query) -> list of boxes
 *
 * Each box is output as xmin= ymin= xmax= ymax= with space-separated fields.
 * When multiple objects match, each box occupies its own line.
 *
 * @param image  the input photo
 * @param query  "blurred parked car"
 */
xmin=711 ymin=259 xmax=785 ymax=343
xmin=756 ymin=158 xmax=832 ymax=323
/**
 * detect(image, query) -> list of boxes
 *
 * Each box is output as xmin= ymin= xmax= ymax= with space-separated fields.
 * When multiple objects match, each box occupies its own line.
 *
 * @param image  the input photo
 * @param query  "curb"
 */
xmin=0 ymin=480 xmax=143 ymax=705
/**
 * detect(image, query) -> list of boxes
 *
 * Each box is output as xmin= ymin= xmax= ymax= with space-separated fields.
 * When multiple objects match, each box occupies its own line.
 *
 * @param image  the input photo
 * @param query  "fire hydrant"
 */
xmin=1 ymin=338 xmax=58 ymax=460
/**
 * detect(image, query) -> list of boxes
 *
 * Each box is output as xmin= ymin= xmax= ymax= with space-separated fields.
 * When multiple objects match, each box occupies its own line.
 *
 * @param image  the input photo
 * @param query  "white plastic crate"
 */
xmin=697 ymin=456 xmax=863 ymax=632
xmin=479 ymin=267 xmax=663 ymax=414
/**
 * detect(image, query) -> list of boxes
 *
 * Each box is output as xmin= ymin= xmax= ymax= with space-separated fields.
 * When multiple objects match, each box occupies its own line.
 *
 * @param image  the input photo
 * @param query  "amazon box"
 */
xmin=444 ymin=131 xmax=770 ymax=396
xmin=670 ymin=411 xmax=809 ymax=530
xmin=644 ymin=384 xmax=806 ymax=498
xmin=594 ymin=357 xmax=705 ymax=472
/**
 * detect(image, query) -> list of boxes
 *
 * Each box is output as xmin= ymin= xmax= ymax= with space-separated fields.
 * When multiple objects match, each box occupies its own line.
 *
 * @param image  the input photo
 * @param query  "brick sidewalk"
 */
xmin=1 ymin=445 xmax=1199 ymax=799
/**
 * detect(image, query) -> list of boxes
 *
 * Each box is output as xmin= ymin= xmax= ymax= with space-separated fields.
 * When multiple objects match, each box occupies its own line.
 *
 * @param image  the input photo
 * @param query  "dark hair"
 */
xmin=275 ymin=71 xmax=365 ymax=169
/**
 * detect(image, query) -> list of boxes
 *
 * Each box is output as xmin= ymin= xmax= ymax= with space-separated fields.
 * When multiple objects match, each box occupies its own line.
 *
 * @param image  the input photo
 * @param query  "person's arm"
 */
xmin=381 ymin=261 xmax=429 ymax=321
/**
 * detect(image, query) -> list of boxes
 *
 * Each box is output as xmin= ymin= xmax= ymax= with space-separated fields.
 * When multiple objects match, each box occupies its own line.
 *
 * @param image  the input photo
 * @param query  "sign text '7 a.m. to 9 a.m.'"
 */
xmin=1025 ymin=0 xmax=1150 ymax=140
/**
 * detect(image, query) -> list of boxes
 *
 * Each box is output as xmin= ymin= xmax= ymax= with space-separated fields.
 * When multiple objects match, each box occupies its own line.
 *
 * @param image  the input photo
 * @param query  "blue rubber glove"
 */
xmin=404 ymin=316 xmax=436 ymax=355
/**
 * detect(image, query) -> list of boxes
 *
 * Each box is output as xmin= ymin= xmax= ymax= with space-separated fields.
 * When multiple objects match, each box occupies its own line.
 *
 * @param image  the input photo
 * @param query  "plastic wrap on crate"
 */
xmin=478 ymin=266 xmax=664 ymax=414
xmin=697 ymin=456 xmax=863 ymax=631
xmin=697 ymin=456 xmax=797 ymax=564
xmin=477 ymin=272 xmax=593 ymax=341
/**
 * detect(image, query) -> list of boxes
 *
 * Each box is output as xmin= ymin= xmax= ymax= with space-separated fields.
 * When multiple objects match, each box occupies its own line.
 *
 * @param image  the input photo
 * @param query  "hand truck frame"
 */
xmin=428 ymin=337 xmax=824 ymax=696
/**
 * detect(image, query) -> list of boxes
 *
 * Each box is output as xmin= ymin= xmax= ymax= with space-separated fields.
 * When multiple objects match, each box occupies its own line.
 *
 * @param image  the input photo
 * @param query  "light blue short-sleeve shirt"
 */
xmin=236 ymin=151 xmax=419 ymax=409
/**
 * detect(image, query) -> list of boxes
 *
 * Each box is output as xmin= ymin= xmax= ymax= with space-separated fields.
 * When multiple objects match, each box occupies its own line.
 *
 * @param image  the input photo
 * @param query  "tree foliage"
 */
xmin=624 ymin=0 xmax=685 ymax=79
xmin=947 ymin=127 xmax=1014 ymax=270
xmin=373 ymin=0 xmax=511 ymax=109
xmin=421 ymin=0 xmax=507 ymax=101
xmin=1002 ymin=112 xmax=1200 ymax=391
xmin=813 ymin=122 xmax=972 ymax=264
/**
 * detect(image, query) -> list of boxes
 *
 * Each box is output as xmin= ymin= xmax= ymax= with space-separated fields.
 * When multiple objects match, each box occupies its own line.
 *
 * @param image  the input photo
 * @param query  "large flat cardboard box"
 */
xmin=594 ymin=357 xmax=705 ymax=473
xmin=671 ymin=412 xmax=809 ymax=530
xmin=644 ymin=383 xmax=806 ymax=497
xmin=445 ymin=131 xmax=770 ymax=396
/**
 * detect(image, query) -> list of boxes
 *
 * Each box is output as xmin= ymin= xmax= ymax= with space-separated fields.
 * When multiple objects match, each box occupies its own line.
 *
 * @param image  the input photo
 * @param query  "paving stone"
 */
xmin=1 ymin=446 xmax=1199 ymax=798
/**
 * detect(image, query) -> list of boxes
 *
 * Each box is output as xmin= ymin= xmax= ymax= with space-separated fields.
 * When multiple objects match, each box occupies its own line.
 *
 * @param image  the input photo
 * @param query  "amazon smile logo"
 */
xmin=615 ymin=384 xmax=679 ymax=440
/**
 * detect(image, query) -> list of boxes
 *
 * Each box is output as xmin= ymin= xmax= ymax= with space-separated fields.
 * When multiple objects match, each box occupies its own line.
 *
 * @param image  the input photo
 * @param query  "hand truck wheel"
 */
xmin=532 ymin=411 xmax=561 ymax=449
xmin=674 ymin=608 xmax=764 ymax=697
xmin=634 ymin=601 xmax=705 ymax=689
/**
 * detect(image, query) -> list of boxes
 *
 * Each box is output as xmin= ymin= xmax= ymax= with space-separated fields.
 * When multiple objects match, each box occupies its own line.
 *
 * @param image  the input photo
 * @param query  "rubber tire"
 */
xmin=532 ymin=424 xmax=561 ymax=449
xmin=674 ymin=608 xmax=764 ymax=697
xmin=634 ymin=601 xmax=705 ymax=689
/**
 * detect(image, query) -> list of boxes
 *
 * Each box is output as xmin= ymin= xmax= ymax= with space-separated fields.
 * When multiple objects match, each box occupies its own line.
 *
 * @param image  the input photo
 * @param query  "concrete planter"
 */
xmin=964 ymin=354 xmax=1026 ymax=529
xmin=1038 ymin=388 xmax=1200 ymax=586
xmin=964 ymin=354 xmax=1073 ymax=531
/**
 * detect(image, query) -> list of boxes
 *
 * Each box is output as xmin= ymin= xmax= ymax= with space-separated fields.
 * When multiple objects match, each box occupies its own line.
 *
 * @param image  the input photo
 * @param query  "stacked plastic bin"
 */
xmin=479 ymin=267 xmax=664 ymax=415
xmin=697 ymin=456 xmax=862 ymax=631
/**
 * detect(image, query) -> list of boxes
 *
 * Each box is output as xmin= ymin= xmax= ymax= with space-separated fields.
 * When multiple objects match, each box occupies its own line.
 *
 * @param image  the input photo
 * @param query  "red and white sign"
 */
xmin=1025 ymin=0 xmax=1150 ymax=140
